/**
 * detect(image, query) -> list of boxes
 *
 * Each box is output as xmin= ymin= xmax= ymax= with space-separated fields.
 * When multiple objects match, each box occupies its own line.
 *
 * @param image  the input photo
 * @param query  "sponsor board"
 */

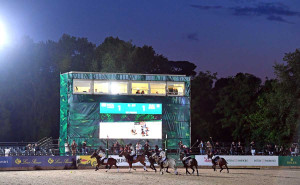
xmin=77 ymin=155 xmax=151 ymax=167
xmin=279 ymin=156 xmax=300 ymax=166
xmin=11 ymin=156 xmax=76 ymax=168
xmin=0 ymin=157 xmax=12 ymax=168
xmin=195 ymin=155 xmax=278 ymax=166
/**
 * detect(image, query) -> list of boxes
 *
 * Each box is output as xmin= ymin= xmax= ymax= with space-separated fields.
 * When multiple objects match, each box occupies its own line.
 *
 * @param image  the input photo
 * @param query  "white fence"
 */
xmin=195 ymin=155 xmax=278 ymax=166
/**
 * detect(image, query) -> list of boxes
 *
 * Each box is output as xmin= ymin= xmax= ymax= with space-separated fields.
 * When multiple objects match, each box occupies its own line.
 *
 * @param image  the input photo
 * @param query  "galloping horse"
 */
xmin=207 ymin=153 xmax=229 ymax=173
xmin=119 ymin=150 xmax=147 ymax=172
xmin=90 ymin=152 xmax=119 ymax=172
xmin=151 ymin=153 xmax=177 ymax=175
xmin=145 ymin=151 xmax=158 ymax=172
xmin=179 ymin=153 xmax=199 ymax=176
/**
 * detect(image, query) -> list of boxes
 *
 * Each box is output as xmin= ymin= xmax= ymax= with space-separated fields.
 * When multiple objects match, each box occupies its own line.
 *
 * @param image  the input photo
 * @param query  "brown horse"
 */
xmin=207 ymin=153 xmax=229 ymax=173
xmin=91 ymin=152 xmax=119 ymax=172
xmin=180 ymin=153 xmax=199 ymax=176
xmin=119 ymin=150 xmax=147 ymax=172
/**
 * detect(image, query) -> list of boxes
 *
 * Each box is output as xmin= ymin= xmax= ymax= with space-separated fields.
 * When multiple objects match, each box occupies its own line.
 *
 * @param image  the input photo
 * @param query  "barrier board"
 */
xmin=195 ymin=155 xmax=278 ymax=166
xmin=10 ymin=156 xmax=76 ymax=168
xmin=77 ymin=155 xmax=151 ymax=167
xmin=278 ymin=156 xmax=300 ymax=166
xmin=0 ymin=157 xmax=12 ymax=168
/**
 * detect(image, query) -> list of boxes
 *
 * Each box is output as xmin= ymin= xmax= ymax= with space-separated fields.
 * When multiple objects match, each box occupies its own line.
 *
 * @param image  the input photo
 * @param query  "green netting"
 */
xmin=59 ymin=74 xmax=68 ymax=154
xmin=60 ymin=73 xmax=191 ymax=153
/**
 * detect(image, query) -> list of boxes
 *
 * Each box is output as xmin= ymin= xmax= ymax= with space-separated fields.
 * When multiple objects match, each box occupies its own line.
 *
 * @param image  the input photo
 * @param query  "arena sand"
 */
xmin=0 ymin=168 xmax=299 ymax=185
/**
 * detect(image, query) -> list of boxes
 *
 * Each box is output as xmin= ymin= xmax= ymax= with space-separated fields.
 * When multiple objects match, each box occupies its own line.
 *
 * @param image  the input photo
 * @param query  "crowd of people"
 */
xmin=192 ymin=140 xmax=299 ymax=156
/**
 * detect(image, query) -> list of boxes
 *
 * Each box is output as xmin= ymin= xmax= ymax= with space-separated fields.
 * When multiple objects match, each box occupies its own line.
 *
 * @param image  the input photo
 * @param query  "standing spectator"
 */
xmin=250 ymin=141 xmax=256 ymax=156
xmin=113 ymin=141 xmax=120 ymax=154
xmin=198 ymin=140 xmax=205 ymax=155
xmin=230 ymin=142 xmax=236 ymax=155
xmin=295 ymin=145 xmax=299 ymax=156
xmin=206 ymin=141 xmax=212 ymax=154
xmin=82 ymin=141 xmax=87 ymax=155
xmin=136 ymin=142 xmax=142 ymax=155
xmin=279 ymin=146 xmax=284 ymax=156
xmin=34 ymin=143 xmax=40 ymax=156
xmin=237 ymin=141 xmax=243 ymax=155
xmin=71 ymin=140 xmax=77 ymax=156
xmin=290 ymin=144 xmax=296 ymax=156
xmin=274 ymin=145 xmax=280 ymax=155
xmin=214 ymin=142 xmax=220 ymax=155
xmin=64 ymin=141 xmax=70 ymax=156
xmin=178 ymin=141 xmax=184 ymax=154
xmin=143 ymin=140 xmax=151 ymax=157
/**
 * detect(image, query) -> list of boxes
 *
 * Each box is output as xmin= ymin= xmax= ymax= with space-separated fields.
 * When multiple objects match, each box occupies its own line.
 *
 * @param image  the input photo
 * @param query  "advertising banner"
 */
xmin=195 ymin=155 xmax=278 ymax=166
xmin=77 ymin=155 xmax=151 ymax=167
xmin=279 ymin=156 xmax=300 ymax=166
xmin=11 ymin=156 xmax=76 ymax=168
xmin=0 ymin=157 xmax=12 ymax=168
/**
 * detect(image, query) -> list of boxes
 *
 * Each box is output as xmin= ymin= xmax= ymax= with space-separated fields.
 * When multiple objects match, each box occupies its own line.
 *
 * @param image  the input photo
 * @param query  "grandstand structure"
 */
xmin=59 ymin=72 xmax=191 ymax=155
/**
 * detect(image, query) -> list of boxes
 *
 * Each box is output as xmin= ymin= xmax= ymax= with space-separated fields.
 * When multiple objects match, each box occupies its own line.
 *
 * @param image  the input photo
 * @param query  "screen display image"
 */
xmin=99 ymin=102 xmax=162 ymax=139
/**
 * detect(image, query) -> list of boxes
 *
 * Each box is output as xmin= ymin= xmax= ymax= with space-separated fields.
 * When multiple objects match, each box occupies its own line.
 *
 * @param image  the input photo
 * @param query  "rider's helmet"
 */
xmin=159 ymin=148 xmax=162 ymax=151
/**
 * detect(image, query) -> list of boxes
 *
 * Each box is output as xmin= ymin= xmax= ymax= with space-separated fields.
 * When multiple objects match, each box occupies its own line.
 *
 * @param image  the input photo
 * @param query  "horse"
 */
xmin=179 ymin=153 xmax=199 ymax=176
xmin=145 ymin=150 xmax=158 ymax=172
xmin=90 ymin=152 xmax=119 ymax=172
xmin=207 ymin=153 xmax=229 ymax=173
xmin=151 ymin=153 xmax=177 ymax=175
xmin=119 ymin=150 xmax=148 ymax=172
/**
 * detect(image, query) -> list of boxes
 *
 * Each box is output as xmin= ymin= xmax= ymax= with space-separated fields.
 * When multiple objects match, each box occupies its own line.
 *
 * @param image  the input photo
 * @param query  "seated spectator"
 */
xmin=136 ymin=90 xmax=140 ymax=94
xmin=290 ymin=144 xmax=296 ymax=156
xmin=141 ymin=90 xmax=145 ymax=94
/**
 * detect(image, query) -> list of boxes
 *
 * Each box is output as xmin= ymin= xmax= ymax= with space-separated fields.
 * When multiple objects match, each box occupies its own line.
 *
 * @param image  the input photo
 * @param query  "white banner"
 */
xmin=195 ymin=155 xmax=278 ymax=166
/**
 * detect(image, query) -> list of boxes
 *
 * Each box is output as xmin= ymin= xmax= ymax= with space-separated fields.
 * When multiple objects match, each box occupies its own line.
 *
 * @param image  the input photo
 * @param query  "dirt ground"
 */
xmin=0 ymin=168 xmax=299 ymax=185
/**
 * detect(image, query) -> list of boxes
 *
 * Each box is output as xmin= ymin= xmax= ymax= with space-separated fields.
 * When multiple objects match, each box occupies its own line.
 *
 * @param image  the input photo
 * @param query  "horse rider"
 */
xmin=182 ymin=145 xmax=192 ymax=164
xmin=154 ymin=145 xmax=160 ymax=156
xmin=143 ymin=140 xmax=151 ymax=157
xmin=128 ymin=143 xmax=135 ymax=162
xmin=159 ymin=148 xmax=167 ymax=168
xmin=136 ymin=142 xmax=142 ymax=155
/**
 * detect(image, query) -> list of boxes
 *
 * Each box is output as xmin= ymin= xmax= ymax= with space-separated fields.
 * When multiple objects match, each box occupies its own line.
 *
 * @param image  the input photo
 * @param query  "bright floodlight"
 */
xmin=0 ymin=21 xmax=7 ymax=47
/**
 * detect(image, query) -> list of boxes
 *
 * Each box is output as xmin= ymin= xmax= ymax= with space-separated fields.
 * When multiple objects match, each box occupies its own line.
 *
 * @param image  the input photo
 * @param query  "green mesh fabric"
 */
xmin=59 ymin=74 xmax=69 ymax=154
xmin=60 ymin=73 xmax=191 ymax=152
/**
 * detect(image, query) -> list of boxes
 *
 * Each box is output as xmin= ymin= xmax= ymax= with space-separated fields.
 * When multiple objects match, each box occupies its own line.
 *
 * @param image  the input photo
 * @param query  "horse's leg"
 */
xmin=196 ymin=165 xmax=199 ymax=176
xmin=190 ymin=166 xmax=195 ymax=175
xmin=185 ymin=167 xmax=190 ymax=175
xmin=115 ymin=163 xmax=119 ymax=172
xmin=129 ymin=162 xmax=132 ymax=172
xmin=225 ymin=164 xmax=229 ymax=173
xmin=220 ymin=165 xmax=223 ymax=173
xmin=166 ymin=167 xmax=170 ymax=173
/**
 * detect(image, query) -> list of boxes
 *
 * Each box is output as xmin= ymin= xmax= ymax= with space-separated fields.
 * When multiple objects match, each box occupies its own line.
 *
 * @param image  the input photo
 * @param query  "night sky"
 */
xmin=1 ymin=0 xmax=300 ymax=78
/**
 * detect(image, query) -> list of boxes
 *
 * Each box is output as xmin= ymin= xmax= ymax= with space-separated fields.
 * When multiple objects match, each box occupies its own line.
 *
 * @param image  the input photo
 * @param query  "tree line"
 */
xmin=0 ymin=34 xmax=299 ymax=148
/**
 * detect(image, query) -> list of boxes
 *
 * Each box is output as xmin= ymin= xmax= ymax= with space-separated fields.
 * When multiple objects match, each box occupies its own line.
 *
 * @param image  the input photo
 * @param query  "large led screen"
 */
xmin=99 ymin=103 xmax=162 ymax=139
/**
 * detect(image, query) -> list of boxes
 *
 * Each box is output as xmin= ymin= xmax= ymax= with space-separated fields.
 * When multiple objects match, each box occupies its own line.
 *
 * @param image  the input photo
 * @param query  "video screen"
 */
xmin=99 ymin=103 xmax=162 ymax=139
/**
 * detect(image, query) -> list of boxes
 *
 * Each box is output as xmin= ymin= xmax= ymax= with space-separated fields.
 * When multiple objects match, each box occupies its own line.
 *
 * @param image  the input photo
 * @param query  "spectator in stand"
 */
xmin=64 ymin=141 xmax=70 ymax=156
xmin=71 ymin=140 xmax=77 ymax=156
xmin=206 ymin=141 xmax=212 ymax=154
xmin=250 ymin=141 xmax=256 ymax=156
xmin=237 ymin=141 xmax=243 ymax=155
xmin=230 ymin=142 xmax=236 ymax=155
xmin=198 ymin=140 xmax=205 ymax=155
xmin=214 ymin=142 xmax=220 ymax=155
xmin=34 ymin=143 xmax=40 ymax=156
xmin=82 ymin=141 xmax=87 ymax=155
